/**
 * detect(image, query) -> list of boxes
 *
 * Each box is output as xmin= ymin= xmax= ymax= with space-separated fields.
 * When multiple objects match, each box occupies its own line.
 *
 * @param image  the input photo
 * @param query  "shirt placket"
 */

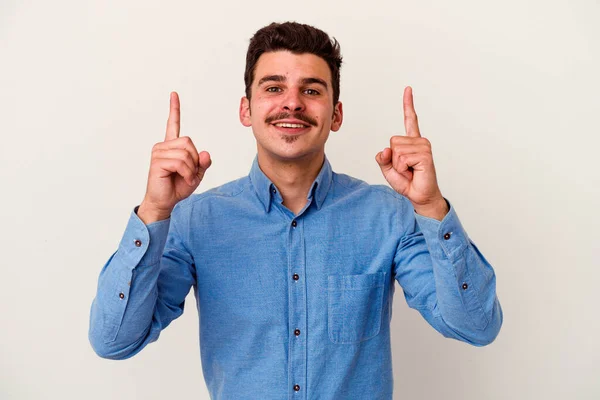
xmin=288 ymin=217 xmax=307 ymax=399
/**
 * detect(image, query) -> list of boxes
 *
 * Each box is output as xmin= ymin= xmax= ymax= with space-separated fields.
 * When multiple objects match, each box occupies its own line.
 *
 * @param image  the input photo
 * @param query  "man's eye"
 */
xmin=304 ymin=89 xmax=320 ymax=95
xmin=266 ymin=87 xmax=281 ymax=93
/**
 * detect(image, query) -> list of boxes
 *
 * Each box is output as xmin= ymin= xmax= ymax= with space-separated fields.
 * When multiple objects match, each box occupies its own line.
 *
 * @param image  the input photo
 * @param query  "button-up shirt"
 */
xmin=89 ymin=156 xmax=503 ymax=400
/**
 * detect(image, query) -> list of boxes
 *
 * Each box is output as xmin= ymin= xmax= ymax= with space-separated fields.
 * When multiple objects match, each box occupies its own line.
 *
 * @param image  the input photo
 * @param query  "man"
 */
xmin=89 ymin=21 xmax=502 ymax=399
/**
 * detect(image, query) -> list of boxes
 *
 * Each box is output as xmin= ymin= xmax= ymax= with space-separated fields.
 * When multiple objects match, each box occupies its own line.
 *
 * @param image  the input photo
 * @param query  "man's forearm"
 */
xmin=89 ymin=206 xmax=171 ymax=359
xmin=401 ymin=197 xmax=503 ymax=346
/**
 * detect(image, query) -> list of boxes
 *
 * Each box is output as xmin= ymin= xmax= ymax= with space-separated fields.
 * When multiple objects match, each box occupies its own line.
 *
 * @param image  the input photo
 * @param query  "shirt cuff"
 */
xmin=115 ymin=205 xmax=171 ymax=269
xmin=413 ymin=198 xmax=470 ymax=262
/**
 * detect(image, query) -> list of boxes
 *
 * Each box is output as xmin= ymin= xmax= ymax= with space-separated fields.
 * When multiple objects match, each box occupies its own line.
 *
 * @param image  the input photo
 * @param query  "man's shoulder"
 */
xmin=332 ymin=171 xmax=404 ymax=200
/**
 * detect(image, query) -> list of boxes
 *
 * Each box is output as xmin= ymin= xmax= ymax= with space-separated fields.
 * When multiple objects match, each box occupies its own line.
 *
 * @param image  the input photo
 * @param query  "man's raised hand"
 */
xmin=138 ymin=92 xmax=211 ymax=224
xmin=375 ymin=86 xmax=448 ymax=220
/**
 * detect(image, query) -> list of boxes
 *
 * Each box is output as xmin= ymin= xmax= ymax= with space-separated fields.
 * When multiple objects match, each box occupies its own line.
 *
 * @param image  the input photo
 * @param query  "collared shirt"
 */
xmin=89 ymin=156 xmax=503 ymax=400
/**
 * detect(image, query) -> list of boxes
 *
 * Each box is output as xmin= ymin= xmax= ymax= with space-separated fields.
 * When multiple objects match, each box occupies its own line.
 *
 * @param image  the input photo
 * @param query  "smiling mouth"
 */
xmin=273 ymin=122 xmax=310 ymax=128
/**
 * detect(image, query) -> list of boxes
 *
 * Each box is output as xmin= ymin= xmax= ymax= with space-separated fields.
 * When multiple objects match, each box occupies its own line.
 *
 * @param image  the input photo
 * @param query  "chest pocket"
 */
xmin=327 ymin=272 xmax=385 ymax=344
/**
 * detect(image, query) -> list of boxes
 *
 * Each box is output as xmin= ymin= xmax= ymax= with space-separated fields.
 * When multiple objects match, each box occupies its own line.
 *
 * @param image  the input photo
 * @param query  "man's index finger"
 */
xmin=165 ymin=91 xmax=180 ymax=141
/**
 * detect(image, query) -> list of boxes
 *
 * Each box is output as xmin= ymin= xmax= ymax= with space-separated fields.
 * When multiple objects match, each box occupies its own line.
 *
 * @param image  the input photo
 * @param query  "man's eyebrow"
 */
xmin=258 ymin=75 xmax=286 ymax=86
xmin=257 ymin=75 xmax=328 ymax=89
xmin=301 ymin=77 xmax=328 ymax=88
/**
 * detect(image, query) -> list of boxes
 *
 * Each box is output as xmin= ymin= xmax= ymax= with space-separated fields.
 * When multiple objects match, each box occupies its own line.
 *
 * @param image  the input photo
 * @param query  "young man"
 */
xmin=89 ymin=22 xmax=502 ymax=399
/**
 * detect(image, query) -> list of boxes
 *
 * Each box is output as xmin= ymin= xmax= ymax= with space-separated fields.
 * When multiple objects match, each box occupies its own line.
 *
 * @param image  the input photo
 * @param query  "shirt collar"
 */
xmin=249 ymin=155 xmax=333 ymax=213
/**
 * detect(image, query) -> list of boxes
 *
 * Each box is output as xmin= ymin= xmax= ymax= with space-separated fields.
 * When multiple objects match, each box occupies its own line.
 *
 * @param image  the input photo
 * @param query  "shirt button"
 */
xmin=291 ymin=220 xmax=297 ymax=227
xmin=271 ymin=188 xmax=276 ymax=194
xmin=294 ymin=329 xmax=301 ymax=336
xmin=119 ymin=292 xmax=125 ymax=299
xmin=293 ymin=273 xmax=299 ymax=281
xmin=462 ymin=283 xmax=468 ymax=290
xmin=443 ymin=232 xmax=451 ymax=240
xmin=294 ymin=384 xmax=300 ymax=391
xmin=134 ymin=239 xmax=142 ymax=247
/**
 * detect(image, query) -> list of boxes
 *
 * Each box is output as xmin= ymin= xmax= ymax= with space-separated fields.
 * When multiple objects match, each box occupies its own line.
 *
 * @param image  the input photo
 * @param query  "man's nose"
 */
xmin=282 ymin=91 xmax=305 ymax=112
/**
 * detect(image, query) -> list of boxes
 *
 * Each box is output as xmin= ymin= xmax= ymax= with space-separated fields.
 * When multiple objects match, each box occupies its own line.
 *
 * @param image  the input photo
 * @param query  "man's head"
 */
xmin=244 ymin=22 xmax=343 ymax=106
xmin=239 ymin=22 xmax=344 ymax=163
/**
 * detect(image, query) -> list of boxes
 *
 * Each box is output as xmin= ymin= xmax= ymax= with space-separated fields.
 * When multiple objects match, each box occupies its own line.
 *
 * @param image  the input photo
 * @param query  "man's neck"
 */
xmin=257 ymin=151 xmax=325 ymax=215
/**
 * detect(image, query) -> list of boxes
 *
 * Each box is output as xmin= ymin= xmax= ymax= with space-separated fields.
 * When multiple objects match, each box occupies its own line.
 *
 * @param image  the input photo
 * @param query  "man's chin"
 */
xmin=279 ymin=133 xmax=303 ymax=145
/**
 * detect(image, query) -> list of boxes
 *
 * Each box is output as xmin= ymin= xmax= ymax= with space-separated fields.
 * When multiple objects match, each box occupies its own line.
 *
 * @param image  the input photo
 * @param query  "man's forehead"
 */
xmin=254 ymin=51 xmax=332 ymax=84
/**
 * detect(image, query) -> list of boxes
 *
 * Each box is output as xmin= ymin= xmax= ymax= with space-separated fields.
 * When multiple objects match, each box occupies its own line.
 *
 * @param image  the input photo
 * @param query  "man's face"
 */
xmin=239 ymin=51 xmax=343 ymax=163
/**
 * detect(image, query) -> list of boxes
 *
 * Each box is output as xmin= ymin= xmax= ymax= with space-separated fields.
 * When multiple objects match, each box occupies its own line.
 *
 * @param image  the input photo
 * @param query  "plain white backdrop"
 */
xmin=1 ymin=0 xmax=598 ymax=399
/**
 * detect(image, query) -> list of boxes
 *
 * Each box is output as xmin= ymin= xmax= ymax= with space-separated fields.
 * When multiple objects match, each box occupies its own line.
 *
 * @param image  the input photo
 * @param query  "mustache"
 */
xmin=265 ymin=112 xmax=318 ymax=127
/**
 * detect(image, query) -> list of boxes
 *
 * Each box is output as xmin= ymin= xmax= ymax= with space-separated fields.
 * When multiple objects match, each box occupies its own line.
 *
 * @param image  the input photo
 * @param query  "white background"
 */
xmin=1 ymin=0 xmax=598 ymax=399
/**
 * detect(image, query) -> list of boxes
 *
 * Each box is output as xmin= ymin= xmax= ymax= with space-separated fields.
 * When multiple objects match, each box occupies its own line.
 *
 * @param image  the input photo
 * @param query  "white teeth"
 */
xmin=274 ymin=123 xmax=307 ymax=128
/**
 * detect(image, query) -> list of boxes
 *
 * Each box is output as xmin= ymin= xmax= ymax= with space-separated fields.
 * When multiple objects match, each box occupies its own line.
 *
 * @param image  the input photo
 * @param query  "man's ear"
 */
xmin=331 ymin=101 xmax=343 ymax=132
xmin=239 ymin=97 xmax=252 ymax=127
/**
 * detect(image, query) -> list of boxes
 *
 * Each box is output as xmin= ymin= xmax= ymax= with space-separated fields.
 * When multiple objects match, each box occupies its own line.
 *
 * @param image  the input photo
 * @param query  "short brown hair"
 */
xmin=244 ymin=22 xmax=343 ymax=105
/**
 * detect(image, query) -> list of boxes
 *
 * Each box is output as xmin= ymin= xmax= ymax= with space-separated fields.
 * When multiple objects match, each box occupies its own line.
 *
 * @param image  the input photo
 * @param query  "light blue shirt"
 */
xmin=89 ymin=156 xmax=502 ymax=399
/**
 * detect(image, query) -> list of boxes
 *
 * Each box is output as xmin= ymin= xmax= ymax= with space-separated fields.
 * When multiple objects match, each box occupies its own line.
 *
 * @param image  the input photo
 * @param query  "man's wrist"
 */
xmin=137 ymin=202 xmax=172 ymax=225
xmin=413 ymin=197 xmax=449 ymax=221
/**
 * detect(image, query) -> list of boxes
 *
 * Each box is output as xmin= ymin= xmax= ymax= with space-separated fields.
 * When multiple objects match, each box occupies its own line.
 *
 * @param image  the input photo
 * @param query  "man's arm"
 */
xmin=393 ymin=196 xmax=503 ymax=346
xmin=88 ymin=204 xmax=195 ymax=359
xmin=89 ymin=92 xmax=210 ymax=359
xmin=375 ymin=86 xmax=502 ymax=344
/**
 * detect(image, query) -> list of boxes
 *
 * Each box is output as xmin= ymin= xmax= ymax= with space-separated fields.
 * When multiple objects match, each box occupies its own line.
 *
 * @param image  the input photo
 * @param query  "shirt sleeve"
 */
xmin=88 ymin=204 xmax=196 ymax=359
xmin=393 ymin=197 xmax=503 ymax=346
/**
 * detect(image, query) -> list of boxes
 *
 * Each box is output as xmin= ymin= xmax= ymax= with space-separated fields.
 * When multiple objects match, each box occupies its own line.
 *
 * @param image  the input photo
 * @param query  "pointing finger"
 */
xmin=403 ymin=86 xmax=421 ymax=138
xmin=165 ymin=91 xmax=180 ymax=141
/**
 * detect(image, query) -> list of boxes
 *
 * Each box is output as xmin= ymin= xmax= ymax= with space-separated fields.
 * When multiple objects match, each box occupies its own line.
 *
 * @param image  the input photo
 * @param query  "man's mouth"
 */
xmin=266 ymin=112 xmax=317 ymax=129
xmin=273 ymin=122 xmax=309 ymax=128
xmin=271 ymin=122 xmax=311 ymax=135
